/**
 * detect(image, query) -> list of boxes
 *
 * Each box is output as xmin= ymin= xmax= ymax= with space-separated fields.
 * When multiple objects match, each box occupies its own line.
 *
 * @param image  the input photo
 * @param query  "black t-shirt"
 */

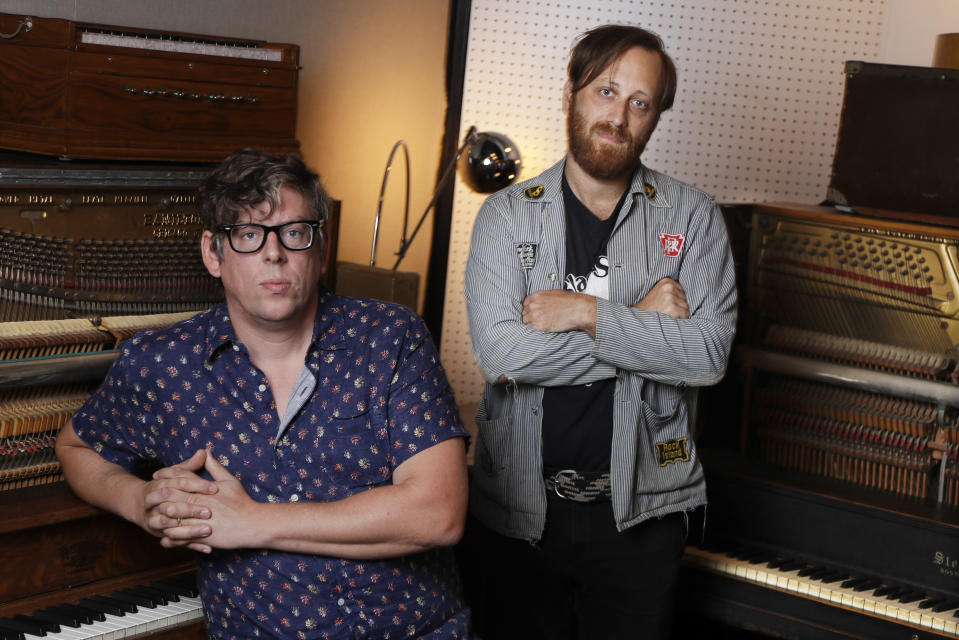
xmin=540 ymin=177 xmax=625 ymax=475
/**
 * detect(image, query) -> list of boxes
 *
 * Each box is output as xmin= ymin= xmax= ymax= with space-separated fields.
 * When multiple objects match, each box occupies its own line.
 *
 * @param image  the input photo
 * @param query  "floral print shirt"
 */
xmin=73 ymin=291 xmax=471 ymax=639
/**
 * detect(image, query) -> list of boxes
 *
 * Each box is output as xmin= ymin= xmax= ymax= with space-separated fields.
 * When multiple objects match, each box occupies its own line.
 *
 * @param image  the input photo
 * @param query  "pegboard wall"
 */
xmin=441 ymin=0 xmax=886 ymax=405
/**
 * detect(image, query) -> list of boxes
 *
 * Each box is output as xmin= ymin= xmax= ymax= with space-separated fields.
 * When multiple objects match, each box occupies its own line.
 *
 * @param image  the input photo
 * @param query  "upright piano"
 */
xmin=0 ymin=12 xmax=308 ymax=639
xmin=681 ymin=202 xmax=959 ymax=639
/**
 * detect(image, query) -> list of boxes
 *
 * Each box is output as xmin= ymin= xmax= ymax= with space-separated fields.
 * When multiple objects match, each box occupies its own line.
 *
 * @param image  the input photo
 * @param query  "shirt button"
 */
xmin=258 ymin=384 xmax=267 ymax=392
xmin=290 ymin=494 xmax=299 ymax=502
xmin=337 ymin=598 xmax=345 ymax=606
xmin=232 ymin=345 xmax=240 ymax=351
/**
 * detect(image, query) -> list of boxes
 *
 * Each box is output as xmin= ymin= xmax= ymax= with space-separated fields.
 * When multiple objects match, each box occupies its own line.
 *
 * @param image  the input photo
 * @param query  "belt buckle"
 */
xmin=548 ymin=468 xmax=582 ymax=501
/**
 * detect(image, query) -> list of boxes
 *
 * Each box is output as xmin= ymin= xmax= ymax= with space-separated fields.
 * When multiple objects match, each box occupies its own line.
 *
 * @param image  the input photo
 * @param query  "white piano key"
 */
xmin=685 ymin=547 xmax=959 ymax=637
xmin=26 ymin=595 xmax=204 ymax=640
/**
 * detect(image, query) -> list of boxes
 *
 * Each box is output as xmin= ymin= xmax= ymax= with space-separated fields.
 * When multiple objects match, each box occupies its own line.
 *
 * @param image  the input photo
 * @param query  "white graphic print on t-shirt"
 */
xmin=564 ymin=255 xmax=610 ymax=300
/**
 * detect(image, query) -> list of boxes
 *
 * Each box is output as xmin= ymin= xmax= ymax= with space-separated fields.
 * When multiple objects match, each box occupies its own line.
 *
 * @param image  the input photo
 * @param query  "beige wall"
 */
xmin=0 ymin=0 xmax=451 ymax=312
xmin=880 ymin=0 xmax=959 ymax=66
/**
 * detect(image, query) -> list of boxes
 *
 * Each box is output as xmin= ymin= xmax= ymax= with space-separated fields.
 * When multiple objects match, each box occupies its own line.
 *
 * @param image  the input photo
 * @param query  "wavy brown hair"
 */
xmin=197 ymin=148 xmax=330 ymax=257
xmin=568 ymin=24 xmax=678 ymax=112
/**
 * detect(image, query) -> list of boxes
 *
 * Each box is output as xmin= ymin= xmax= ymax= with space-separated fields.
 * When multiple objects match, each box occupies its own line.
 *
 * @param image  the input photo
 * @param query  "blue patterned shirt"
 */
xmin=73 ymin=291 xmax=471 ymax=639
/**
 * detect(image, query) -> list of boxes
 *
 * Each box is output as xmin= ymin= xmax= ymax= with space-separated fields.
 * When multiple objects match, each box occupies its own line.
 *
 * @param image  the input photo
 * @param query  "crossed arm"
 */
xmin=55 ymin=422 xmax=468 ymax=558
xmin=521 ymin=277 xmax=690 ymax=335
xmin=465 ymin=195 xmax=735 ymax=388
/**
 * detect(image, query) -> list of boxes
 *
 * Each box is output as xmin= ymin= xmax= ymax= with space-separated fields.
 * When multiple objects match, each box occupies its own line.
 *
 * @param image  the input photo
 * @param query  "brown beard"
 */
xmin=566 ymin=93 xmax=647 ymax=181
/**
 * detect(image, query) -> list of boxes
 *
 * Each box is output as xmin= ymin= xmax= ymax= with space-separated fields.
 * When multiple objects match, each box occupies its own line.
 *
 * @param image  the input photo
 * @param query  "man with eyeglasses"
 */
xmin=56 ymin=149 xmax=473 ymax=639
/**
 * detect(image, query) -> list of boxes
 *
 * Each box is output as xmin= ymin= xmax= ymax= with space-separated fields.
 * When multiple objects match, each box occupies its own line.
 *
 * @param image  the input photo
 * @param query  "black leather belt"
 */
xmin=545 ymin=469 xmax=612 ymax=502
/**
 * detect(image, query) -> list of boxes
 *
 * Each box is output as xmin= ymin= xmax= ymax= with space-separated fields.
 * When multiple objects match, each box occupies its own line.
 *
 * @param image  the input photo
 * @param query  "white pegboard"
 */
xmin=442 ymin=0 xmax=886 ymax=405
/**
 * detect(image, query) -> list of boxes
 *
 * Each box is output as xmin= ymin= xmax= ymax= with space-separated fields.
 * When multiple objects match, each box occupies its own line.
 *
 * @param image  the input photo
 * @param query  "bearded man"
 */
xmin=462 ymin=24 xmax=738 ymax=640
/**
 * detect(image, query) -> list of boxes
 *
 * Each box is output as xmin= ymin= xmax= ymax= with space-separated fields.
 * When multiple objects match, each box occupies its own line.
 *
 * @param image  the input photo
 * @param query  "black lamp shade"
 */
xmin=458 ymin=131 xmax=522 ymax=193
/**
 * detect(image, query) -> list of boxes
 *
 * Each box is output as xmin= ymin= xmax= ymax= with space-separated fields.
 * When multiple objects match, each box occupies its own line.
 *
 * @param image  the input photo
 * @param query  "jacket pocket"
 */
xmin=471 ymin=384 xmax=511 ymax=500
xmin=638 ymin=379 xmax=696 ymax=476
xmin=640 ymin=379 xmax=685 ymax=426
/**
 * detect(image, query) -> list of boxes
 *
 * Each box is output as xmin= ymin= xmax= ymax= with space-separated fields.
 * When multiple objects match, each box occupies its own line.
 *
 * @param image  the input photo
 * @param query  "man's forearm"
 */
xmin=177 ymin=438 xmax=469 ymax=559
xmin=56 ymin=427 xmax=148 ymax=528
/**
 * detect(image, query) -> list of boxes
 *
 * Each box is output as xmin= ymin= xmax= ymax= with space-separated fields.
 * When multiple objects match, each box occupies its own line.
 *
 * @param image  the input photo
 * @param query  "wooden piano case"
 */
xmin=0 ymin=12 xmax=300 ymax=163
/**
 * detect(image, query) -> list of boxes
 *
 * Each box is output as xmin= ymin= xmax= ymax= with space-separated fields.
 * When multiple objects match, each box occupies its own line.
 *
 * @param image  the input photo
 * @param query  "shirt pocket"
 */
xmin=313 ymin=398 xmax=392 ymax=496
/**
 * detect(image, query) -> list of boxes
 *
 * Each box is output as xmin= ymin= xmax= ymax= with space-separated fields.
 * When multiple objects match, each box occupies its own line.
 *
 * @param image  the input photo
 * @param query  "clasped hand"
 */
xmin=141 ymin=449 xmax=252 ymax=554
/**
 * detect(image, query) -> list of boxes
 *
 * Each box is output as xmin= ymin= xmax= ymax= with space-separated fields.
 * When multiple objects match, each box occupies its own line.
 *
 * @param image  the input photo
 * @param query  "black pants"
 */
xmin=460 ymin=492 xmax=687 ymax=640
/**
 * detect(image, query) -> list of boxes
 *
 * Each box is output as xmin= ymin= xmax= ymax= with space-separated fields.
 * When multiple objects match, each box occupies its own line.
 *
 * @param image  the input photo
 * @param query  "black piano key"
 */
xmin=153 ymin=577 xmax=199 ymax=598
xmin=78 ymin=596 xmax=128 ymax=616
xmin=766 ymin=556 xmax=801 ymax=570
xmin=56 ymin=603 xmax=105 ymax=623
xmin=884 ymin=587 xmax=907 ymax=600
xmin=810 ymin=567 xmax=834 ymax=580
xmin=131 ymin=584 xmax=175 ymax=604
xmin=820 ymin=572 xmax=849 ymax=584
xmin=797 ymin=564 xmax=823 ymax=577
xmin=747 ymin=552 xmax=776 ymax=565
xmin=0 ymin=618 xmax=41 ymax=638
xmin=30 ymin=608 xmax=81 ymax=629
xmin=852 ymin=579 xmax=881 ymax=592
xmin=898 ymin=590 xmax=925 ymax=604
xmin=732 ymin=547 xmax=760 ymax=561
xmin=777 ymin=559 xmax=806 ymax=572
xmin=110 ymin=589 xmax=157 ymax=609
xmin=873 ymin=585 xmax=899 ymax=598
xmin=806 ymin=567 xmax=833 ymax=580
xmin=918 ymin=596 xmax=948 ymax=610
xmin=13 ymin=614 xmax=58 ymax=633
xmin=932 ymin=599 xmax=959 ymax=612
xmin=0 ymin=626 xmax=25 ymax=640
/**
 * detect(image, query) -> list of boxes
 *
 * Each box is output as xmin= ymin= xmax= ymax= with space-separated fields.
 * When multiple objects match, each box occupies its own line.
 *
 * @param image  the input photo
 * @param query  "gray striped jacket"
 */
xmin=464 ymin=158 xmax=738 ymax=541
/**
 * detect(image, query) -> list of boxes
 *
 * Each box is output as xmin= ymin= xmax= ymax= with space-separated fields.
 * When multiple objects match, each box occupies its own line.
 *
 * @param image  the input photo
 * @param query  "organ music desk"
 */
xmin=682 ymin=203 xmax=959 ymax=639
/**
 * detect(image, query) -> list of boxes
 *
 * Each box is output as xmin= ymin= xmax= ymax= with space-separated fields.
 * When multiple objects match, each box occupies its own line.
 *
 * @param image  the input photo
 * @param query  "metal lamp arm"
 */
xmin=391 ymin=126 xmax=477 ymax=271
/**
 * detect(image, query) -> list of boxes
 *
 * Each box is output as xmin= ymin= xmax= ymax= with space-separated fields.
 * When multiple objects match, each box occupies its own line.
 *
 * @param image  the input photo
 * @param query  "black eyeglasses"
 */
xmin=217 ymin=220 xmax=323 ymax=253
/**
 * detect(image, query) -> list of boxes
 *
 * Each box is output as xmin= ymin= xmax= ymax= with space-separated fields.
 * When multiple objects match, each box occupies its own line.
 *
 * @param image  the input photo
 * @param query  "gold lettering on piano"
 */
xmin=114 ymin=194 xmax=149 ymax=205
xmin=152 ymin=227 xmax=192 ymax=239
xmin=0 ymin=194 xmax=20 ymax=204
xmin=81 ymin=194 xmax=105 ymax=204
xmin=857 ymin=225 xmax=955 ymax=246
xmin=27 ymin=194 xmax=54 ymax=204
xmin=934 ymin=551 xmax=959 ymax=577
xmin=143 ymin=212 xmax=204 ymax=227
xmin=167 ymin=194 xmax=196 ymax=204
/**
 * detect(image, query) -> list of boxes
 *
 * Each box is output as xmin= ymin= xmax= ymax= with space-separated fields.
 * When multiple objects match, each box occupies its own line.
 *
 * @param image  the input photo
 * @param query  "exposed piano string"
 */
xmin=0 ymin=312 xmax=200 ymax=491
xmin=0 ymin=230 xmax=220 ymax=323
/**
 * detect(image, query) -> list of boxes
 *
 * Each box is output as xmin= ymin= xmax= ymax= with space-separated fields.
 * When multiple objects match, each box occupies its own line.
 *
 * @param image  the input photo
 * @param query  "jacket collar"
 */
xmin=509 ymin=158 xmax=672 ymax=210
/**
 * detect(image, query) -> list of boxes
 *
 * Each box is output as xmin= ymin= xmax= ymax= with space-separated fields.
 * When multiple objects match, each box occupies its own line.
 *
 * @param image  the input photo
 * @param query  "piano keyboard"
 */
xmin=686 ymin=545 xmax=959 ymax=637
xmin=0 ymin=575 xmax=203 ymax=640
